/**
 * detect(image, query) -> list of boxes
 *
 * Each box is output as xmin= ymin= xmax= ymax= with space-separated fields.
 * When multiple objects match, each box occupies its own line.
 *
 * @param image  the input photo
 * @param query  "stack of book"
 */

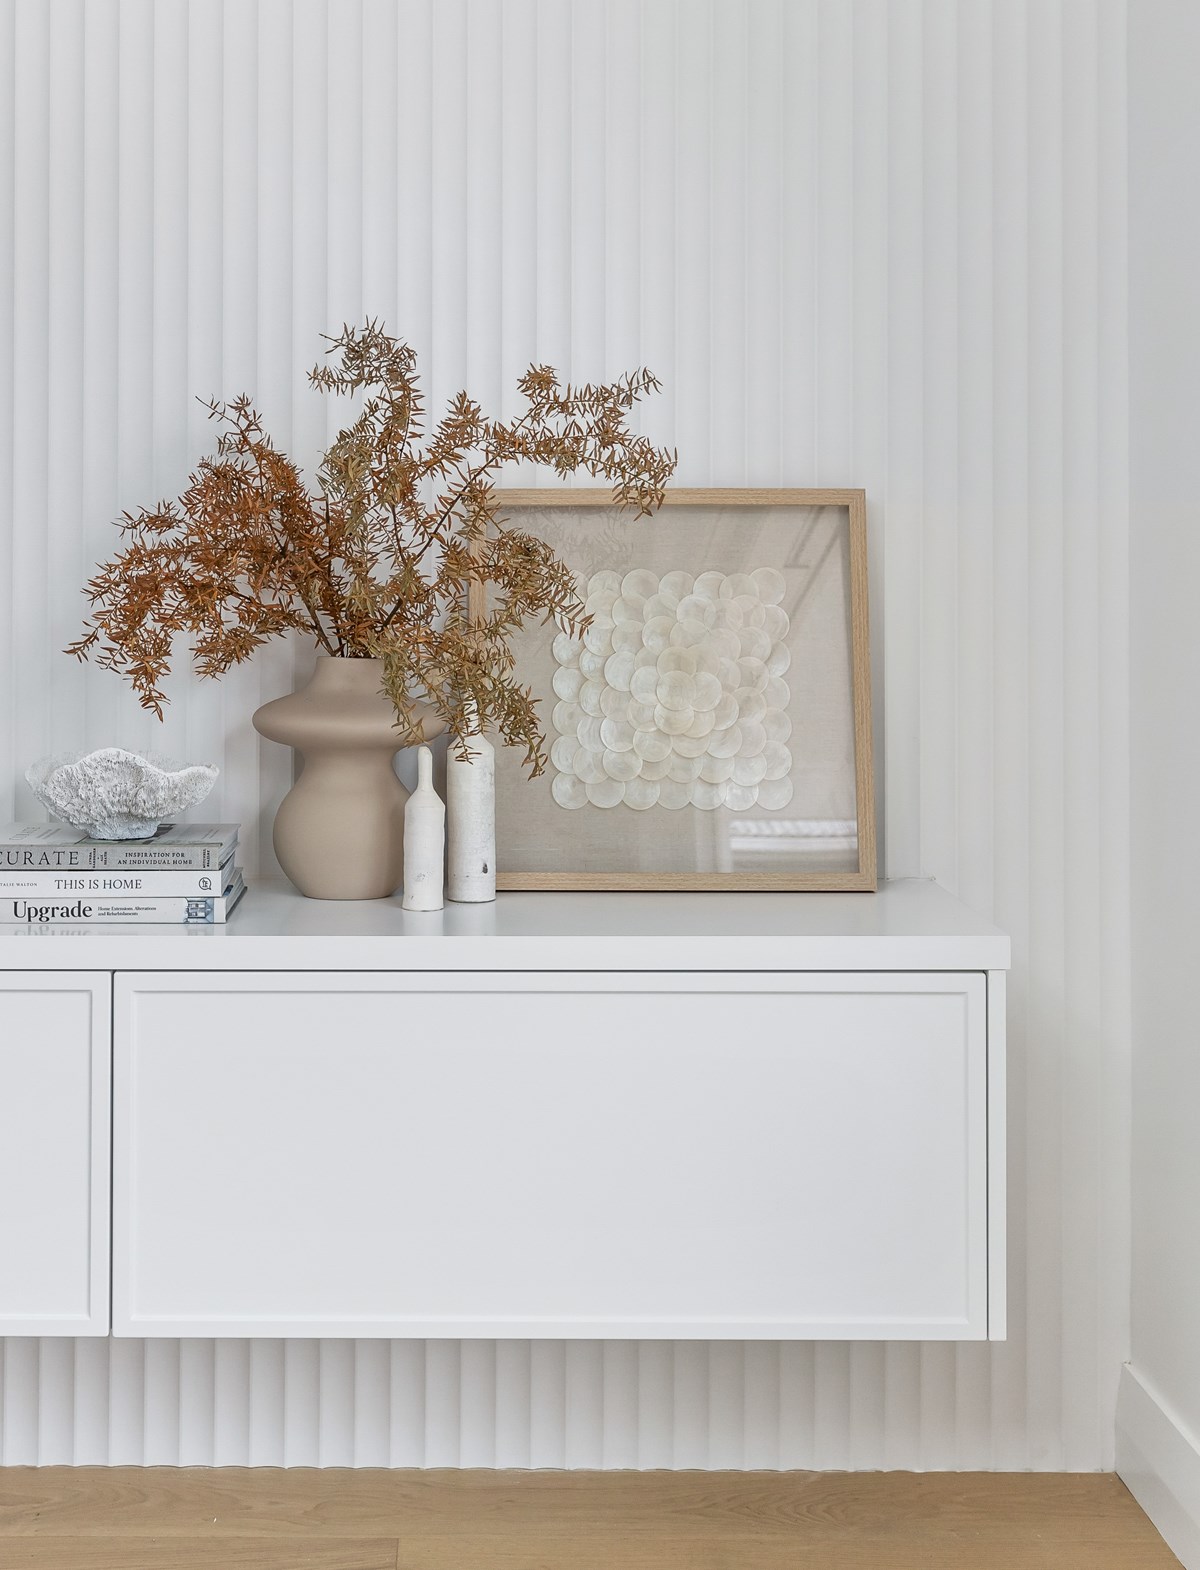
xmin=0 ymin=823 xmax=246 ymax=925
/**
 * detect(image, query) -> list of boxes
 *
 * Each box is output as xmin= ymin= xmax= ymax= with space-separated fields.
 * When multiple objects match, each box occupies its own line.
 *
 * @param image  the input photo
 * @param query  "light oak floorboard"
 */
xmin=1 ymin=1541 xmax=397 ymax=1570
xmin=0 ymin=1469 xmax=1180 ymax=1569
xmin=390 ymin=1536 xmax=1175 ymax=1570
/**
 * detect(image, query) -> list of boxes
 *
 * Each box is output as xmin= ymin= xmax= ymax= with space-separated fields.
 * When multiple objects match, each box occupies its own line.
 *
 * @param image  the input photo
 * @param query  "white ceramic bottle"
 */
xmin=402 ymin=745 xmax=445 ymax=911
xmin=447 ymin=726 xmax=496 ymax=904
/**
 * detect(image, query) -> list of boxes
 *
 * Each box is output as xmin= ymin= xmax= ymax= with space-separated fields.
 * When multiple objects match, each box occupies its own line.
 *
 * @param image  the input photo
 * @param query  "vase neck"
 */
xmin=306 ymin=655 xmax=385 ymax=696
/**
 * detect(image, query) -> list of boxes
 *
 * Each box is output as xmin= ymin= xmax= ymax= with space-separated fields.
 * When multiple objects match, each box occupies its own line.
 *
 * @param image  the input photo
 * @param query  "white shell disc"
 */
xmin=642 ymin=615 xmax=675 ymax=652
xmin=675 ymin=594 xmax=717 ymax=627
xmin=553 ymin=666 xmax=585 ymax=701
xmin=670 ymin=732 xmax=711 ymax=759
xmin=551 ymin=775 xmax=588 ymax=809
xmin=707 ymin=723 xmax=743 ymax=759
xmin=583 ymin=621 xmax=613 ymax=655
xmin=579 ymin=648 xmax=607 ymax=677
xmin=621 ymin=568 xmax=658 ymax=603
xmin=637 ymin=753 xmax=673 ymax=781
xmin=734 ymin=689 xmax=767 ymax=721
xmin=553 ymin=632 xmax=582 ymax=665
xmin=628 ymin=698 xmax=658 ymax=728
xmin=690 ymin=779 xmax=728 ymax=810
xmin=550 ymin=736 xmax=578 ymax=774
xmin=737 ymin=657 xmax=769 ymax=694
xmin=693 ymin=571 xmax=725 ymax=600
xmin=603 ymin=651 xmax=636 ymax=692
xmin=757 ymin=776 xmax=794 ymax=810
xmin=731 ymin=753 xmax=768 ymax=787
xmin=751 ymin=566 xmax=787 ymax=605
xmin=684 ymin=708 xmax=716 ymax=739
xmin=654 ymin=703 xmax=695 ymax=735
xmin=642 ymin=591 xmax=679 ymax=621
xmin=738 ymin=720 xmax=767 ymax=757
xmin=724 ymin=782 xmax=759 ymax=811
xmin=552 ymin=701 xmax=582 ymax=734
xmin=700 ymin=754 xmax=735 ymax=783
xmin=623 ymin=777 xmax=660 ymax=810
xmin=600 ymin=718 xmax=636 ymax=752
xmin=657 ymin=646 xmax=697 ymax=676
xmin=690 ymin=672 xmax=722 ymax=712
xmin=587 ymin=569 xmax=622 ymax=596
xmin=633 ymin=728 xmax=672 ymax=763
xmin=660 ymin=569 xmax=694 ymax=600
xmin=573 ymin=748 xmax=607 ymax=784
xmin=738 ymin=625 xmax=771 ymax=661
xmin=611 ymin=622 xmax=644 ymax=654
xmin=586 ymin=777 xmax=625 ymax=808
xmin=611 ymin=596 xmax=642 ymax=625
xmin=599 ymin=686 xmax=631 ymax=719
xmin=656 ymin=671 xmax=695 ymax=711
xmin=578 ymin=715 xmax=605 ymax=752
xmin=603 ymin=747 xmax=641 ymax=781
xmin=762 ymin=604 xmax=789 ymax=642
xmin=670 ymin=618 xmax=710 ymax=650
xmin=667 ymin=753 xmax=704 ymax=783
xmin=719 ymin=572 xmax=756 ymax=600
xmin=657 ymin=778 xmax=691 ymax=809
xmin=711 ymin=694 xmax=740 ymax=730
xmin=733 ymin=594 xmax=767 ymax=628
xmin=767 ymin=642 xmax=792 ymax=676
xmin=630 ymin=666 xmax=660 ymax=704
xmin=579 ymin=681 xmax=604 ymax=717
xmin=762 ymin=741 xmax=792 ymax=781
xmin=763 ymin=709 xmax=792 ymax=743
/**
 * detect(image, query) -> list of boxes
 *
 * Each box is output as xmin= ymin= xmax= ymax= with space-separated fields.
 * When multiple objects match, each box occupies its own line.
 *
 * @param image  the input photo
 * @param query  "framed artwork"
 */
xmin=485 ymin=489 xmax=876 ymax=891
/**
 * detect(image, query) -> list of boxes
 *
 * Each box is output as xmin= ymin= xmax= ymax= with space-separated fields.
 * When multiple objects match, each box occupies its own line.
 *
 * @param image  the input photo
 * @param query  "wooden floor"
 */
xmin=0 ymin=1467 xmax=1181 ymax=1569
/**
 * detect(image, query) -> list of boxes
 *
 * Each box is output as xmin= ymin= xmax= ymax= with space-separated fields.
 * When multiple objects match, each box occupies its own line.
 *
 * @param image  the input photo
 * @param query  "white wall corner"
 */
xmin=1117 ymin=1364 xmax=1200 ymax=1569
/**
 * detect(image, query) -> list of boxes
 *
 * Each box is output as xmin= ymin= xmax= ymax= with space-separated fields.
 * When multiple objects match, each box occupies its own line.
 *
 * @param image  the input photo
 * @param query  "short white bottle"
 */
xmin=447 ymin=726 xmax=496 ymax=904
xmin=402 ymin=745 xmax=445 ymax=911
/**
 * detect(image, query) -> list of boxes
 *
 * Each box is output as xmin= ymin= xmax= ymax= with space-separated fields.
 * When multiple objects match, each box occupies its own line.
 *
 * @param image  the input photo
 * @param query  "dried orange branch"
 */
xmin=69 ymin=321 xmax=677 ymax=775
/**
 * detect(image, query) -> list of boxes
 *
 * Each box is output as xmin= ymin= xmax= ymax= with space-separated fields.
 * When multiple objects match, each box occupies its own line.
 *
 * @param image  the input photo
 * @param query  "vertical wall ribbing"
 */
xmin=0 ymin=0 xmax=1129 ymax=1471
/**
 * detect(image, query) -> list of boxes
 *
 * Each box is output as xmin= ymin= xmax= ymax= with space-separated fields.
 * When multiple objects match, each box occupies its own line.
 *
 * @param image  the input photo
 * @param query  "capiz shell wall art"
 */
xmin=490 ymin=490 xmax=876 ymax=890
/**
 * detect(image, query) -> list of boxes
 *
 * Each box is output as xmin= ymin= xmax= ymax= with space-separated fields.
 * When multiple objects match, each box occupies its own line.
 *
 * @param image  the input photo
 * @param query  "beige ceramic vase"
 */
xmin=252 ymin=656 xmax=445 ymax=900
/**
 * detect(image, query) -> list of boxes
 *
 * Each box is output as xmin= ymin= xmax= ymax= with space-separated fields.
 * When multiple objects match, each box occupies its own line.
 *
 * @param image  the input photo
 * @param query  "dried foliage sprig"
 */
xmin=68 ymin=323 xmax=677 ymax=773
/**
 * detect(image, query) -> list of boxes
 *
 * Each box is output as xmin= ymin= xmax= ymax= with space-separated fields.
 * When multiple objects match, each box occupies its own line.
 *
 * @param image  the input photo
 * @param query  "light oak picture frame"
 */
xmin=484 ymin=488 xmax=876 ymax=891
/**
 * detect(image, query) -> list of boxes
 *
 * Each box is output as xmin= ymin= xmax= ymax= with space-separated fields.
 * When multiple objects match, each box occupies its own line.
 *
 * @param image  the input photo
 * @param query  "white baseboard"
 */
xmin=1117 ymin=1363 xmax=1200 ymax=1569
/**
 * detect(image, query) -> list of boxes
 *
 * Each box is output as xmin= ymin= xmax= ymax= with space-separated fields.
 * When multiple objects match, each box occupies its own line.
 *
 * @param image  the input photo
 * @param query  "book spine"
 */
xmin=0 ymin=844 xmax=235 ymax=871
xmin=0 ymin=893 xmax=237 ymax=925
xmin=0 ymin=868 xmax=234 ymax=897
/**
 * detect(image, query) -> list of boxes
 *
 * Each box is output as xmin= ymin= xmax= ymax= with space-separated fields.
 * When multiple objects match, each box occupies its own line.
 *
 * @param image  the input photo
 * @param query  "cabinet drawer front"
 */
xmin=0 ymin=972 xmax=111 ymax=1334
xmin=114 ymin=972 xmax=987 ymax=1340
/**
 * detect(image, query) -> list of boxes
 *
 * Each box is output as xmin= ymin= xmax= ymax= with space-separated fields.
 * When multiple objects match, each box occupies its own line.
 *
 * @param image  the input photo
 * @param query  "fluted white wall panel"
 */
xmin=0 ymin=0 xmax=1129 ymax=1470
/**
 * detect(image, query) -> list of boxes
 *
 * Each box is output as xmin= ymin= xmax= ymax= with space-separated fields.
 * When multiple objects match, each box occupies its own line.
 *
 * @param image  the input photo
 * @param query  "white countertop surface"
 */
xmin=0 ymin=876 xmax=1010 ymax=971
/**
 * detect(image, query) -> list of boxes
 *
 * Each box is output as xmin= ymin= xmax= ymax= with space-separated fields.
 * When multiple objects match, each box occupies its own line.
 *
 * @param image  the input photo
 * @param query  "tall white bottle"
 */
xmin=402 ymin=745 xmax=444 ymax=911
xmin=447 ymin=726 xmax=496 ymax=903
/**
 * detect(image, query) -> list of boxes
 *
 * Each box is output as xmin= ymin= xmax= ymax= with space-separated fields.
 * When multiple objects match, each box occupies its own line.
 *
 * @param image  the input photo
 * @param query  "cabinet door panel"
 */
xmin=114 ymin=972 xmax=987 ymax=1339
xmin=0 ymin=972 xmax=111 ymax=1334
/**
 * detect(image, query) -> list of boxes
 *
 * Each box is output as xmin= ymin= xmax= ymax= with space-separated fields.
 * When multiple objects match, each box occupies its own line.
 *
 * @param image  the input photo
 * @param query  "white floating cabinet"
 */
xmin=0 ymin=972 xmax=111 ymax=1335
xmin=0 ymin=879 xmax=1009 ymax=1344
xmin=113 ymin=968 xmax=996 ymax=1340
